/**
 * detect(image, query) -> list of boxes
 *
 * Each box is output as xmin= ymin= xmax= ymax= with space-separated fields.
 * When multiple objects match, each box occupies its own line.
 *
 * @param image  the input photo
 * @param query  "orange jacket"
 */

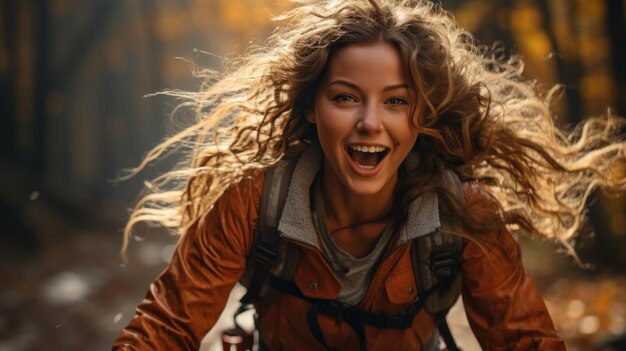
xmin=113 ymin=172 xmax=566 ymax=350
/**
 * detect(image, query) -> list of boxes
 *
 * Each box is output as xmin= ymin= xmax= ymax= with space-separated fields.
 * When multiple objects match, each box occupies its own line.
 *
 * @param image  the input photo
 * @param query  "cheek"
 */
xmin=315 ymin=105 xmax=353 ymax=140
xmin=316 ymin=122 xmax=348 ymax=157
xmin=395 ymin=133 xmax=418 ymax=155
xmin=408 ymin=130 xmax=419 ymax=148
xmin=398 ymin=131 xmax=419 ymax=157
xmin=389 ymin=115 xmax=419 ymax=147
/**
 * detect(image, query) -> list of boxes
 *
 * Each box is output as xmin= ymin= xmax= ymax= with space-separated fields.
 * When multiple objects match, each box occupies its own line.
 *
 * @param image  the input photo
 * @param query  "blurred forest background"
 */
xmin=1 ymin=0 xmax=625 ymax=350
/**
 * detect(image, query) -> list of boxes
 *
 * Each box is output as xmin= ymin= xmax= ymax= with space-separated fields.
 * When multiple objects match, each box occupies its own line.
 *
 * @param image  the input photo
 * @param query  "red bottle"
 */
xmin=221 ymin=327 xmax=255 ymax=351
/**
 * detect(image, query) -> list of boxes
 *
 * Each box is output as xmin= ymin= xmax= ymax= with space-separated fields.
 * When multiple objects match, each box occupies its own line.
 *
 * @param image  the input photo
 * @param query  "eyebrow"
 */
xmin=328 ymin=79 xmax=410 ymax=92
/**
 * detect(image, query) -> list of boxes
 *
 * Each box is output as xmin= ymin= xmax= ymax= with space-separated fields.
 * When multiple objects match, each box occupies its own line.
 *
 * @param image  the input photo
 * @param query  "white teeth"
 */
xmin=350 ymin=145 xmax=387 ymax=153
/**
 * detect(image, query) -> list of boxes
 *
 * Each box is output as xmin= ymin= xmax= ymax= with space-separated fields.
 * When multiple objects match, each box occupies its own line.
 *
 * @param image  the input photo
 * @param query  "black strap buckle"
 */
xmin=430 ymin=245 xmax=459 ymax=286
xmin=385 ymin=313 xmax=413 ymax=329
xmin=315 ymin=300 xmax=346 ymax=323
xmin=253 ymin=241 xmax=277 ymax=268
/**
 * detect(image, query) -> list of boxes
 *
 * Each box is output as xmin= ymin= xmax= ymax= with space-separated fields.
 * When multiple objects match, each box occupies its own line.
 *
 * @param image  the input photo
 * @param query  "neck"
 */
xmin=320 ymin=163 xmax=396 ymax=232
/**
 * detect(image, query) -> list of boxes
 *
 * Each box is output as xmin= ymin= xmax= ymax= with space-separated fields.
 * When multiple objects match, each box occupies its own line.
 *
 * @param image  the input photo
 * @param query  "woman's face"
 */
xmin=308 ymin=40 xmax=419 ymax=197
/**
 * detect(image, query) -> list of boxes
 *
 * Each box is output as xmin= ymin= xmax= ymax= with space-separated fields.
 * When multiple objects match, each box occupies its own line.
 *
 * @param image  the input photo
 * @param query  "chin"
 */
xmin=344 ymin=178 xmax=388 ymax=197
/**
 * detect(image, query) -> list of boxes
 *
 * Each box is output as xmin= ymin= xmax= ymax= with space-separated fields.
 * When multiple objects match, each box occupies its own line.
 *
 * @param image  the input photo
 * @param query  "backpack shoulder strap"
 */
xmin=411 ymin=168 xmax=465 ymax=349
xmin=411 ymin=168 xmax=465 ymax=314
xmin=239 ymin=148 xmax=302 ymax=304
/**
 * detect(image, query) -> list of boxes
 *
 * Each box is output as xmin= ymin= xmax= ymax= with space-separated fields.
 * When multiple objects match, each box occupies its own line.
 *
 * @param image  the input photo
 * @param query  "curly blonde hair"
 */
xmin=121 ymin=0 xmax=626 ymax=259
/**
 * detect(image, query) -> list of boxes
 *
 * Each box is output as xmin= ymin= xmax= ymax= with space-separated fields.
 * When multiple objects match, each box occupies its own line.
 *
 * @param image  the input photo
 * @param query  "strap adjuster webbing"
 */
xmin=268 ymin=274 xmax=440 ymax=329
xmin=268 ymin=275 xmax=445 ymax=351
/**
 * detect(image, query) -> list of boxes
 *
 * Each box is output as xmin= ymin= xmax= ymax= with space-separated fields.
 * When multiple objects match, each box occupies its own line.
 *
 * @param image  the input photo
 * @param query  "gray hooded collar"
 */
xmin=277 ymin=143 xmax=440 ymax=248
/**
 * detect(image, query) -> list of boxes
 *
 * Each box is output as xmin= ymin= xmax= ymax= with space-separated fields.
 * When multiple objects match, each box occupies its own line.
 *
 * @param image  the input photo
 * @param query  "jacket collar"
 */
xmin=277 ymin=143 xmax=440 ymax=248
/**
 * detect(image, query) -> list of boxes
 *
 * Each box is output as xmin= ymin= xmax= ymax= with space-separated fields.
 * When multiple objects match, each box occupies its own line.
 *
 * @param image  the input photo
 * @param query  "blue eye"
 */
xmin=386 ymin=97 xmax=408 ymax=105
xmin=333 ymin=94 xmax=357 ymax=103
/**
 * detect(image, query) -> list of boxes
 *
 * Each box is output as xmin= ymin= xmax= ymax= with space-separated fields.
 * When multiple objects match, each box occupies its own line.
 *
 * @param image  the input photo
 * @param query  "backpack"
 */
xmin=234 ymin=150 xmax=464 ymax=351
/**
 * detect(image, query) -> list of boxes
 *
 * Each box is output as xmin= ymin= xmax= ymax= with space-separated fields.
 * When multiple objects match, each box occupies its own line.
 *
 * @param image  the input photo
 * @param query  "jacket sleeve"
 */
xmin=460 ymin=182 xmax=566 ymax=351
xmin=112 ymin=174 xmax=263 ymax=350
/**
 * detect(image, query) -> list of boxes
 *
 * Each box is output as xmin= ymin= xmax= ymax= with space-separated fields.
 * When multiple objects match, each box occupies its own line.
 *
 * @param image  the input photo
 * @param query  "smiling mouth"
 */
xmin=347 ymin=145 xmax=389 ymax=169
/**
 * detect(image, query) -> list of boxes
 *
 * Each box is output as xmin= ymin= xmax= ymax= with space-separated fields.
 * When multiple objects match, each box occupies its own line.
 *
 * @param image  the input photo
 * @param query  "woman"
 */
xmin=113 ymin=0 xmax=625 ymax=350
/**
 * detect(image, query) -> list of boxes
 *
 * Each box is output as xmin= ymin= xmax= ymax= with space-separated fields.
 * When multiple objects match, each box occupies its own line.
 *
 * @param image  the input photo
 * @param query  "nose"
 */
xmin=356 ymin=102 xmax=383 ymax=135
